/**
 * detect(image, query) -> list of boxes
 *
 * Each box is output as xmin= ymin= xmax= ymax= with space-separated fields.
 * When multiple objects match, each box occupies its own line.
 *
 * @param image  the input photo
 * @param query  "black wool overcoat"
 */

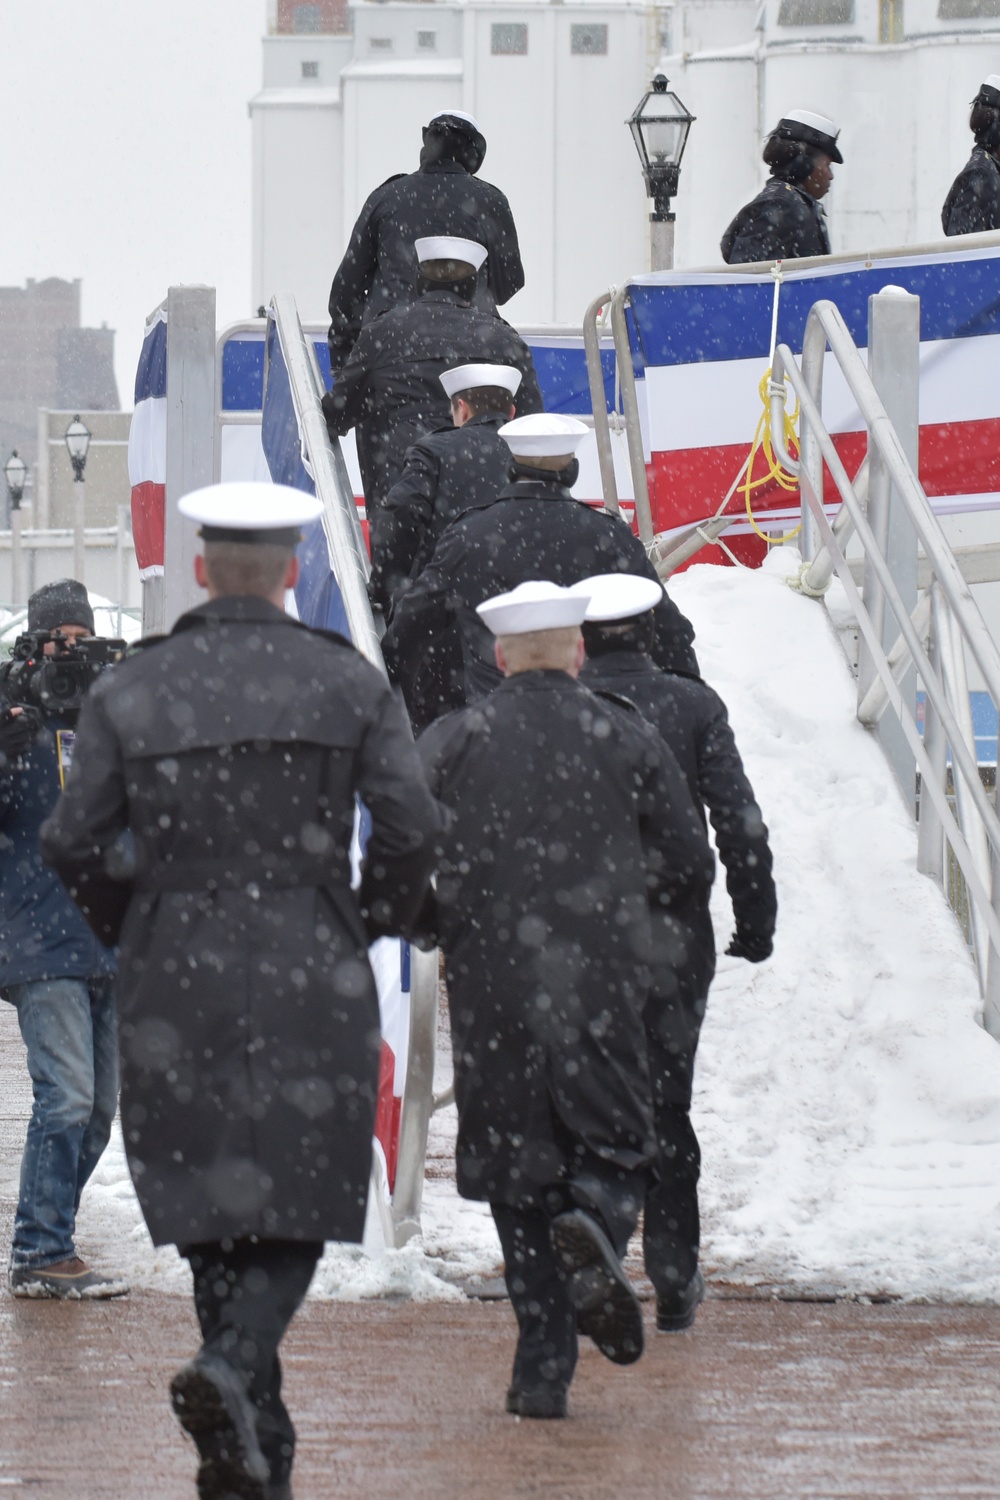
xmin=323 ymin=290 xmax=542 ymax=524
xmin=942 ymin=147 xmax=1000 ymax=235
xmin=327 ymin=161 xmax=525 ymax=368
xmin=418 ymin=671 xmax=714 ymax=1207
xmin=41 ymin=597 xmax=440 ymax=1249
xmin=370 ymin=411 xmax=513 ymax=612
xmin=721 ymin=178 xmax=831 ymax=264
xmin=581 ymin=650 xmax=777 ymax=1107
xmin=383 ymin=476 xmax=700 ymax=722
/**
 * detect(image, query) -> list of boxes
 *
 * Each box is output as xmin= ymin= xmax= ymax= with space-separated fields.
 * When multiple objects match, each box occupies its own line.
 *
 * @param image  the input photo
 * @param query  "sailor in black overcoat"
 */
xmin=417 ymin=580 xmax=715 ymax=1418
xmin=721 ymin=109 xmax=842 ymax=264
xmin=369 ymin=361 xmax=521 ymax=613
xmin=942 ymin=77 xmax=1000 ymax=236
xmin=382 ymin=414 xmax=699 ymax=726
xmin=327 ymin=110 xmax=524 ymax=369
xmin=41 ymin=484 xmax=440 ymax=1500
xmin=323 ymin=236 xmax=542 ymax=531
xmin=579 ymin=573 xmax=776 ymax=1333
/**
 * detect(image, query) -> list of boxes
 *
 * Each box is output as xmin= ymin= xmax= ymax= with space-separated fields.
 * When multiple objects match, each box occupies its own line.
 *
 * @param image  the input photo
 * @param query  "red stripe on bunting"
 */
xmin=374 ymin=1041 xmax=402 ymax=1190
xmin=647 ymin=416 xmax=1000 ymax=568
xmin=130 ymin=481 xmax=166 ymax=571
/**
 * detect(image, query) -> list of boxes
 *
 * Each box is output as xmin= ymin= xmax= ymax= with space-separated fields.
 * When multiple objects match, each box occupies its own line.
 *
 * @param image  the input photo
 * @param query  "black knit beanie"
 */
xmin=27 ymin=579 xmax=95 ymax=635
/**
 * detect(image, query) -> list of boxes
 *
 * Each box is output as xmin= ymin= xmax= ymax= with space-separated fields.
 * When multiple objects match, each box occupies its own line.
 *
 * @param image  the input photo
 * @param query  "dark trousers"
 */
xmin=643 ymin=993 xmax=706 ymax=1297
xmin=643 ymin=1104 xmax=701 ymax=1295
xmin=491 ymin=1154 xmax=643 ymax=1395
xmin=184 ymin=1238 xmax=322 ymax=1483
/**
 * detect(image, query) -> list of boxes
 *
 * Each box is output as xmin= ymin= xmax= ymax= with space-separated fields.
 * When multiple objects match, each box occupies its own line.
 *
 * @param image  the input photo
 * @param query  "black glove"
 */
xmin=0 ymin=705 xmax=43 ymax=765
xmin=320 ymin=388 xmax=342 ymax=439
xmin=726 ymin=929 xmax=773 ymax=964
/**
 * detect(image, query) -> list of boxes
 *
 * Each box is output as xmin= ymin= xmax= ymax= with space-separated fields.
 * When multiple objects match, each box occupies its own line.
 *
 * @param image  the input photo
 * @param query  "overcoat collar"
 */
xmin=170 ymin=596 xmax=302 ymax=634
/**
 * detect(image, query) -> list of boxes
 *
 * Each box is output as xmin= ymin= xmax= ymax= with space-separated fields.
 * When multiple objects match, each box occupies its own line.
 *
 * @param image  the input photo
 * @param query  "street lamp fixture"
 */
xmin=627 ymin=75 xmax=696 ymax=270
xmin=5 ymin=450 xmax=28 ymax=610
xmin=4 ymin=450 xmax=27 ymax=509
xmin=65 ymin=415 xmax=92 ymax=481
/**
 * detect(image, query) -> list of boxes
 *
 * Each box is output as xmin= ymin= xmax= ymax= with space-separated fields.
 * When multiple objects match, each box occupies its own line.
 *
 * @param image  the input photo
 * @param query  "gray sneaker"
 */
xmin=9 ymin=1256 xmax=130 ymax=1299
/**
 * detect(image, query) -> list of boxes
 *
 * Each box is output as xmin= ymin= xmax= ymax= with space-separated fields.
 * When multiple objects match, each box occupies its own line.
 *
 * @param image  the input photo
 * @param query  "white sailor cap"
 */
xmin=178 ymin=482 xmax=323 ymax=545
xmin=439 ymin=363 xmax=523 ymax=399
xmin=429 ymin=108 xmax=481 ymax=133
xmin=976 ymin=75 xmax=1000 ymax=108
xmin=476 ymin=580 xmax=591 ymax=637
xmin=775 ymin=109 xmax=843 ymax=163
xmin=497 ymin=413 xmax=589 ymax=459
xmin=571 ymin=573 xmax=663 ymax=621
xmin=414 ymin=236 xmax=488 ymax=270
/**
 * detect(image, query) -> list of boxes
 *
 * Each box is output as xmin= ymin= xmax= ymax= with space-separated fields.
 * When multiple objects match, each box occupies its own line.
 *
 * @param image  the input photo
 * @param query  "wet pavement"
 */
xmin=3 ymin=1007 xmax=1000 ymax=1497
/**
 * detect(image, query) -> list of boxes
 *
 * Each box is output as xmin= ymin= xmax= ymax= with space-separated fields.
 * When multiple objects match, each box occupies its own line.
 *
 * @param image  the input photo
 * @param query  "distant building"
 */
xmin=0 ymin=278 xmax=120 ymax=504
xmin=252 ymin=0 xmax=1000 ymax=318
xmin=663 ymin=0 xmax=1000 ymax=266
xmin=272 ymin=0 xmax=351 ymax=31
xmin=251 ymin=0 xmax=657 ymax=329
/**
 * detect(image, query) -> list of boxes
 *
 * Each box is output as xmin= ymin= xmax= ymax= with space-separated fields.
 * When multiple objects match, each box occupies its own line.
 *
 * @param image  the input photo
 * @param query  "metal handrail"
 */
xmin=583 ymin=290 xmax=621 ymax=517
xmin=768 ymin=301 xmax=1000 ymax=1033
xmin=267 ymin=293 xmax=444 ymax=1243
xmin=607 ymin=287 xmax=655 ymax=548
xmin=270 ymin=293 xmax=382 ymax=671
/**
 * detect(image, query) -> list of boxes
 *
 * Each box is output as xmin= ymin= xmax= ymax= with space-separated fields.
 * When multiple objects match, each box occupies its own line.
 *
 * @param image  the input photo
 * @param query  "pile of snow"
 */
xmin=77 ymin=551 xmax=1000 ymax=1301
xmin=684 ymin=550 xmax=1000 ymax=1301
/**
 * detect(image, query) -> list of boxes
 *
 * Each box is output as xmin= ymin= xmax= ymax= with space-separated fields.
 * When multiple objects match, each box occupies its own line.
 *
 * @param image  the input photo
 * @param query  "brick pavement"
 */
xmin=3 ymin=1005 xmax=1000 ymax=1499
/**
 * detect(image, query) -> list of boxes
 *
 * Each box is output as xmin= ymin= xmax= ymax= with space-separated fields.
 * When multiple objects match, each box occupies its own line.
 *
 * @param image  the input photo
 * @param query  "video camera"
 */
xmin=1 ymin=630 xmax=127 ymax=719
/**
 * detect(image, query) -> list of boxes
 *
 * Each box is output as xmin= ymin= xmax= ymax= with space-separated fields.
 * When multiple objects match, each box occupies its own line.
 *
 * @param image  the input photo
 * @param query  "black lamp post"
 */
xmin=4 ymin=450 xmax=27 ymax=608
xmin=65 ymin=415 xmax=92 ymax=582
xmin=627 ymin=75 xmax=696 ymax=271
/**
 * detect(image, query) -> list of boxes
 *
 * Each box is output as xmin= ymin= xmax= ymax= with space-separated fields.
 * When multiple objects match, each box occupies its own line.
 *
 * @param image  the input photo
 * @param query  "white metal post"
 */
xmin=917 ymin=582 xmax=946 ymax=883
xmin=861 ymin=287 xmax=920 ymax=809
xmin=73 ymin=477 xmax=86 ymax=585
xmin=115 ymin=503 xmax=128 ymax=638
xmin=164 ymin=286 xmax=217 ymax=632
xmin=391 ymin=944 xmax=440 ymax=1244
xmin=984 ymin=841 xmax=1000 ymax=1040
xmin=650 ymin=217 xmax=675 ymax=272
xmin=10 ymin=507 xmax=24 ymax=610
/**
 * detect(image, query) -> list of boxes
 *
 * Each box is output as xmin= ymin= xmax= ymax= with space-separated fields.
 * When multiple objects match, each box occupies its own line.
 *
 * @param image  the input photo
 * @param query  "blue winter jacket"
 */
xmin=0 ymin=703 xmax=116 ymax=990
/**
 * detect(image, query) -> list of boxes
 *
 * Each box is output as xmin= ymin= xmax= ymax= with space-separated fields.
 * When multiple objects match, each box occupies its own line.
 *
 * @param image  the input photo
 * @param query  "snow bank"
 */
xmin=77 ymin=552 xmax=1000 ymax=1301
xmin=676 ymin=550 xmax=1000 ymax=1301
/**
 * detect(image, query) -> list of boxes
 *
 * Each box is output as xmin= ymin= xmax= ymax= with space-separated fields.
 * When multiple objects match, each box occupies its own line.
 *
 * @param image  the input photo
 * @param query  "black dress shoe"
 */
xmin=549 ymin=1210 xmax=644 ymax=1366
xmin=170 ymin=1353 xmax=270 ymax=1499
xmin=506 ymin=1384 xmax=568 ymax=1419
xmin=656 ymin=1268 xmax=706 ymax=1332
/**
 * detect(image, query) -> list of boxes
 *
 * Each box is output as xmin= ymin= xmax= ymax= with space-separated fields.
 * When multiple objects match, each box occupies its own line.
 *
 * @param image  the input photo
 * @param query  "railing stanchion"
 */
xmin=917 ymin=583 xmax=946 ymax=883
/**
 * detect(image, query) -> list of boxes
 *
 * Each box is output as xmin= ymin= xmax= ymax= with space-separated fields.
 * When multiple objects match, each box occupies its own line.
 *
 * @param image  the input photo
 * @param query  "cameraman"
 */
xmin=0 ymin=580 xmax=127 ymax=1298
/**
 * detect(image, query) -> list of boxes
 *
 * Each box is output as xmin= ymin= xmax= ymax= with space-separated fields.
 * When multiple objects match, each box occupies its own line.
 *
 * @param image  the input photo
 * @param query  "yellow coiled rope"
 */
xmin=740 ymin=369 xmax=802 ymax=544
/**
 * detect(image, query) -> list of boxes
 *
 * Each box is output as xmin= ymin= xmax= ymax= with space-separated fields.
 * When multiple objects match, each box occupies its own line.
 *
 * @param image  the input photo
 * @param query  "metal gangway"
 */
xmin=583 ymin=271 xmax=1000 ymax=1040
xmin=265 ymin=293 xmax=446 ymax=1250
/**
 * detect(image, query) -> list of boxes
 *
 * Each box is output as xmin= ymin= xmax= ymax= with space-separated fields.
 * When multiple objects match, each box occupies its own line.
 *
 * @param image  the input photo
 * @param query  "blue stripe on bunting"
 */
xmin=627 ymin=251 xmax=1000 ymax=368
xmin=260 ymin=319 xmax=350 ymax=639
xmin=223 ymin=332 xmax=613 ymax=414
xmin=134 ymin=316 xmax=167 ymax=404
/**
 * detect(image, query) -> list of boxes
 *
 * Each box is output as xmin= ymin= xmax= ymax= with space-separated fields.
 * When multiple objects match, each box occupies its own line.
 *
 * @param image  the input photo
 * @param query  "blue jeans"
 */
xmin=5 ymin=977 xmax=119 ymax=1269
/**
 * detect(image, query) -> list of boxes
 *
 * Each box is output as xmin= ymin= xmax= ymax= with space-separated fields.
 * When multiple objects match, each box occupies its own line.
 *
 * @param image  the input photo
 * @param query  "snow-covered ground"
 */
xmin=76 ymin=552 xmax=1000 ymax=1301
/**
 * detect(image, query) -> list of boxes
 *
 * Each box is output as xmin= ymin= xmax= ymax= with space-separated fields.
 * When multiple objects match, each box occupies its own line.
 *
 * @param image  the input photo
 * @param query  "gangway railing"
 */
xmin=767 ymin=296 xmax=1000 ymax=1038
xmin=264 ymin=295 xmax=445 ymax=1248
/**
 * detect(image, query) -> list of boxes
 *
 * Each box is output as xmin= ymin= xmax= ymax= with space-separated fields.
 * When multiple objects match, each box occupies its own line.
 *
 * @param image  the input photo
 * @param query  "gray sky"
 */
xmin=0 ymin=0 xmax=266 ymax=409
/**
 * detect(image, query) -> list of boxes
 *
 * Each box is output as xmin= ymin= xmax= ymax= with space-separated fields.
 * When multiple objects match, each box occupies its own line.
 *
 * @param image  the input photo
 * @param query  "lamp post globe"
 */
xmin=65 ymin=415 xmax=92 ymax=482
xmin=627 ymin=75 xmax=696 ymax=270
xmin=4 ymin=450 xmax=27 ymax=509
xmin=65 ymin=415 xmax=92 ymax=583
xmin=5 ymin=449 xmax=28 ymax=610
